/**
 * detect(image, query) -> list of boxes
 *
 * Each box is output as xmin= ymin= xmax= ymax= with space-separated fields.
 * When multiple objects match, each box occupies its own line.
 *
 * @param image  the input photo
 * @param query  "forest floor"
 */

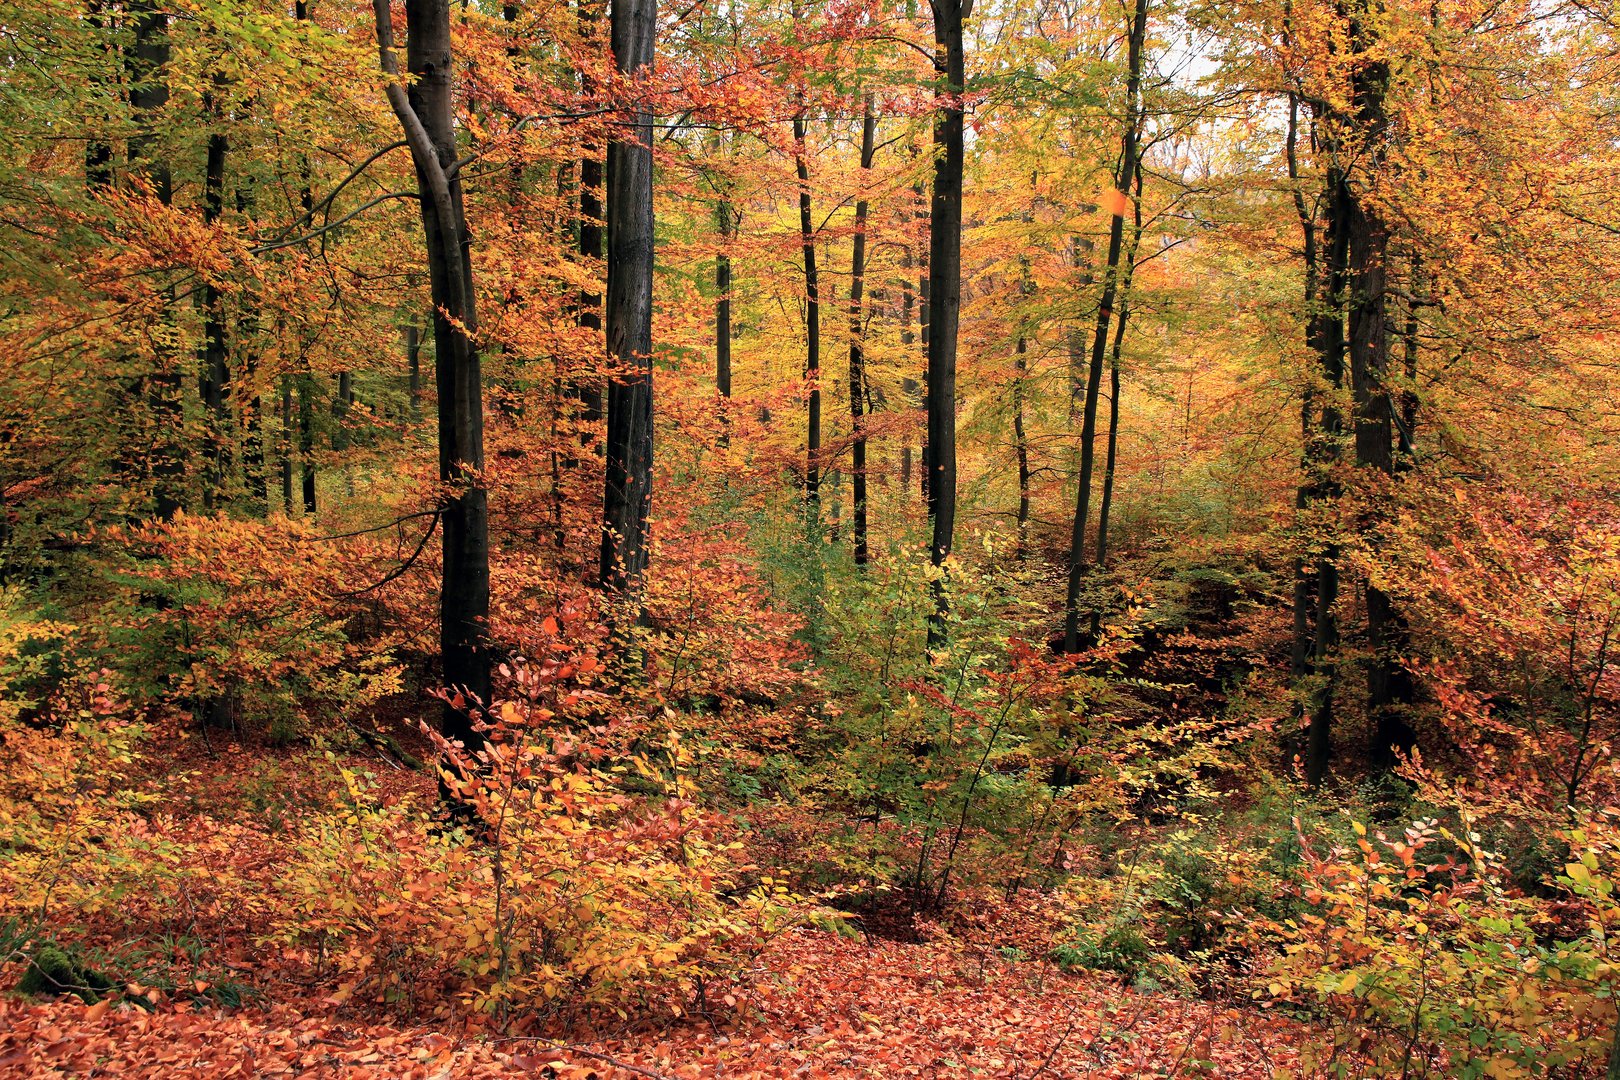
xmin=0 ymin=923 xmax=1308 ymax=1078
xmin=1 ymin=635 xmax=1321 ymax=1080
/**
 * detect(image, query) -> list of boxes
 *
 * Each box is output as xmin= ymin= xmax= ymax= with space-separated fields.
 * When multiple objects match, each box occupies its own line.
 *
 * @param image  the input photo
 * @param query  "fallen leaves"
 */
xmin=0 ymin=928 xmax=1309 ymax=1078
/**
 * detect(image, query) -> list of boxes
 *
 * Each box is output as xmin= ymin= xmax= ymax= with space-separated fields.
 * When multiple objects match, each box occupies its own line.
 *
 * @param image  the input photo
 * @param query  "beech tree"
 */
xmin=1062 ymin=0 xmax=1147 ymax=654
xmin=925 ymin=0 xmax=967 ymax=650
xmin=599 ymin=0 xmax=657 ymax=595
xmin=848 ymin=96 xmax=876 ymax=567
xmin=371 ymin=0 xmax=491 ymax=754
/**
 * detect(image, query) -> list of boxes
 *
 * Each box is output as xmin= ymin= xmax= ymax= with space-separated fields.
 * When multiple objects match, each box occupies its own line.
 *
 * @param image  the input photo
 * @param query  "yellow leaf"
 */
xmin=1336 ymin=972 xmax=1359 ymax=994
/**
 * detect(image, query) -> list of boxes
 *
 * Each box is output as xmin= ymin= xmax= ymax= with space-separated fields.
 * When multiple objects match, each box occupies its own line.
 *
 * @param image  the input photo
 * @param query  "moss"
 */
xmin=16 ymin=944 xmax=116 ymax=1003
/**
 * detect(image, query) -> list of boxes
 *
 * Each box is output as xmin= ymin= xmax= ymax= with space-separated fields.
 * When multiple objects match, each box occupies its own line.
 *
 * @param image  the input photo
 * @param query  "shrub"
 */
xmin=1263 ymin=810 xmax=1619 ymax=1077
xmin=268 ymin=656 xmax=798 ymax=1018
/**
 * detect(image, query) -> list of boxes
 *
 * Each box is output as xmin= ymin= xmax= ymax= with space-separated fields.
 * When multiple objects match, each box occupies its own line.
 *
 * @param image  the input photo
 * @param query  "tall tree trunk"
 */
xmin=598 ymin=0 xmax=656 ymax=594
xmin=372 ymin=0 xmax=492 ymax=762
xmin=848 ymin=95 xmax=876 ymax=566
xmin=403 ymin=324 xmax=423 ymax=421
xmin=925 ymin=0 xmax=967 ymax=651
xmin=1305 ymin=151 xmax=1352 ymax=788
xmin=237 ymin=178 xmax=267 ymax=511
xmin=1068 ymin=234 xmax=1093 ymax=429
xmin=918 ymin=177 xmax=931 ymax=505
xmin=1013 ymin=263 xmax=1031 ymax=560
xmin=793 ymin=97 xmax=821 ymax=512
xmin=1063 ymin=0 xmax=1146 ymax=653
xmin=200 ymin=81 xmax=231 ymax=509
xmin=900 ymin=253 xmax=916 ymax=495
xmin=1340 ymin=17 xmax=1413 ymax=772
xmin=576 ymin=0 xmax=607 ymax=429
xmin=1397 ymin=252 xmax=1420 ymax=465
xmin=129 ymin=0 xmax=184 ymax=521
xmin=279 ymin=376 xmax=294 ymax=514
xmin=298 ymin=374 xmax=317 ymax=515
xmin=294 ymin=0 xmax=319 ymax=518
xmin=332 ymin=370 xmax=353 ymax=453
xmin=713 ymin=134 xmax=733 ymax=447
xmin=1286 ymin=90 xmax=1318 ymax=688
xmin=85 ymin=0 xmax=114 ymax=191
xmin=1095 ymin=160 xmax=1144 ymax=577
xmin=715 ymin=196 xmax=732 ymax=402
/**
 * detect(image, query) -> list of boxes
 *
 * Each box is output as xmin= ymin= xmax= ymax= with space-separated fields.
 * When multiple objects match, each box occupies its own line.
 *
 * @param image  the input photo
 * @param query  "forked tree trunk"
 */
xmin=1094 ymin=160 xmax=1144 ymax=579
xmin=372 ymin=0 xmax=491 ymax=763
xmin=1063 ymin=0 xmax=1146 ymax=653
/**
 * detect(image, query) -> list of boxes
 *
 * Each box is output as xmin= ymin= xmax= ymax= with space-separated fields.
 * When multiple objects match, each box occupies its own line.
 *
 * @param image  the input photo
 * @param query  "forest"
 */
xmin=1 ymin=0 xmax=1619 ymax=1073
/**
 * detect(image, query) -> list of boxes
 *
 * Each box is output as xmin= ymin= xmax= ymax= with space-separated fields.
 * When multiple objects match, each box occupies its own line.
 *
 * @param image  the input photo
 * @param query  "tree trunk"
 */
xmin=900 ymin=251 xmax=916 ymax=495
xmin=403 ymin=324 xmax=423 ymax=421
xmin=598 ymin=0 xmax=656 ymax=594
xmin=298 ymin=374 xmax=317 ymax=516
xmin=237 ymin=178 xmax=267 ymax=511
xmin=85 ymin=0 xmax=114 ymax=191
xmin=1013 ymin=280 xmax=1031 ymax=560
xmin=848 ymin=96 xmax=876 ymax=567
xmin=1095 ymin=160 xmax=1144 ymax=577
xmin=1305 ymin=152 xmax=1352 ymax=788
xmin=373 ymin=0 xmax=492 ymax=763
xmin=1068 ymin=234 xmax=1093 ymax=430
xmin=200 ymin=79 xmax=231 ymax=509
xmin=714 ymin=136 xmax=733 ymax=448
xmin=918 ymin=177 xmax=931 ymax=505
xmin=925 ymin=0 xmax=967 ymax=651
xmin=279 ymin=376 xmax=294 ymax=514
xmin=1063 ymin=0 xmax=1146 ymax=654
xmin=715 ymin=197 xmax=732 ymax=402
xmin=1397 ymin=253 xmax=1420 ymax=465
xmin=794 ymin=99 xmax=821 ymax=512
xmin=575 ymin=0 xmax=607 ymax=429
xmin=1286 ymin=90 xmax=1317 ymax=687
xmin=1340 ymin=27 xmax=1414 ymax=772
xmin=129 ymin=0 xmax=184 ymax=521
